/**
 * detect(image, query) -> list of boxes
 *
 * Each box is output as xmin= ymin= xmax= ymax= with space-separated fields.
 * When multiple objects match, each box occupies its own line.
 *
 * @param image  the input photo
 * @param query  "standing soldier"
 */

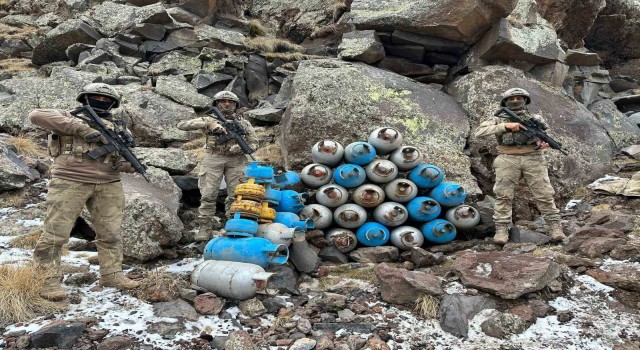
xmin=177 ymin=91 xmax=258 ymax=242
xmin=30 ymin=83 xmax=141 ymax=301
xmin=474 ymin=88 xmax=566 ymax=244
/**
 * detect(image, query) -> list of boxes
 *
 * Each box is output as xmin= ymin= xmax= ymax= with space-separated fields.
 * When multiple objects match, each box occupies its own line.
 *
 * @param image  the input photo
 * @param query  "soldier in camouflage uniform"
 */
xmin=177 ymin=91 xmax=258 ymax=241
xmin=474 ymin=88 xmax=566 ymax=244
xmin=30 ymin=83 xmax=141 ymax=301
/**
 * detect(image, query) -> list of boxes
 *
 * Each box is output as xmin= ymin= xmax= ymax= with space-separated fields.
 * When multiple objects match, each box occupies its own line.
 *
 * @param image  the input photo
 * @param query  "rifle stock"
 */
xmin=495 ymin=107 xmax=569 ymax=156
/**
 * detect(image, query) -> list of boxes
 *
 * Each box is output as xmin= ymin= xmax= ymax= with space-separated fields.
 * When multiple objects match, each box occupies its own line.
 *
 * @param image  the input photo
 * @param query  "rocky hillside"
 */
xmin=0 ymin=0 xmax=639 ymax=349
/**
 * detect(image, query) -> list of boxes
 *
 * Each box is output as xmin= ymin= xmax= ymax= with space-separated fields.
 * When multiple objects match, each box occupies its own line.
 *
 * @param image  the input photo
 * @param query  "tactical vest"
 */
xmin=496 ymin=112 xmax=537 ymax=146
xmin=47 ymin=118 xmax=123 ymax=163
xmin=204 ymin=114 xmax=246 ymax=155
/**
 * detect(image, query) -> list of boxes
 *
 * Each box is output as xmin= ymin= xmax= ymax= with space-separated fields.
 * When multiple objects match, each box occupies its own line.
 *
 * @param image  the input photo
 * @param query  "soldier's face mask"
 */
xmin=85 ymin=95 xmax=115 ymax=116
xmin=216 ymin=99 xmax=237 ymax=116
xmin=505 ymin=96 xmax=526 ymax=110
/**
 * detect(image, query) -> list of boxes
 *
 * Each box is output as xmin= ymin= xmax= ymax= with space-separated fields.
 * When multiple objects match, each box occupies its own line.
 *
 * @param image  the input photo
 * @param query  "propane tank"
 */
xmin=373 ymin=202 xmax=408 ymax=227
xmin=273 ymin=190 xmax=306 ymax=214
xmin=421 ymin=219 xmax=457 ymax=244
xmin=428 ymin=182 xmax=467 ymax=207
xmin=344 ymin=142 xmax=377 ymax=165
xmin=390 ymin=226 xmax=425 ymax=250
xmin=365 ymin=159 xmax=398 ymax=184
xmin=333 ymin=164 xmax=366 ymax=188
xmin=406 ymin=196 xmax=441 ymax=222
xmin=264 ymin=187 xmax=282 ymax=205
xmin=191 ymin=260 xmax=277 ymax=300
xmin=352 ymin=184 xmax=385 ymax=208
xmin=333 ymin=203 xmax=367 ymax=229
xmin=274 ymin=171 xmax=300 ymax=189
xmin=408 ymin=164 xmax=445 ymax=189
xmin=274 ymin=212 xmax=314 ymax=231
xmin=384 ymin=179 xmax=418 ymax=203
xmin=255 ymin=223 xmax=296 ymax=246
xmin=368 ymin=127 xmax=403 ymax=155
xmin=325 ymin=228 xmax=358 ymax=253
xmin=224 ymin=214 xmax=259 ymax=237
xmin=445 ymin=205 xmax=481 ymax=230
xmin=244 ymin=161 xmax=275 ymax=183
xmin=311 ymin=140 xmax=344 ymax=167
xmin=389 ymin=146 xmax=422 ymax=171
xmin=299 ymin=204 xmax=333 ymax=230
xmin=356 ymin=222 xmax=390 ymax=247
xmin=300 ymin=163 xmax=332 ymax=188
xmin=315 ymin=184 xmax=349 ymax=208
xmin=204 ymin=237 xmax=289 ymax=268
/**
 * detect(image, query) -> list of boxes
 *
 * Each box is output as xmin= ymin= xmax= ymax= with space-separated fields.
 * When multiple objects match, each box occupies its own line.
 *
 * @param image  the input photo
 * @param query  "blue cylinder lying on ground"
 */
xmin=428 ymin=182 xmax=467 ymax=207
xmin=409 ymin=164 xmax=445 ymax=189
xmin=224 ymin=214 xmax=259 ymax=237
xmin=344 ymin=142 xmax=377 ymax=165
xmin=273 ymin=189 xmax=306 ymax=213
xmin=407 ymin=196 xmax=442 ymax=222
xmin=204 ymin=237 xmax=289 ymax=268
xmin=421 ymin=219 xmax=457 ymax=244
xmin=274 ymin=212 xmax=314 ymax=231
xmin=333 ymin=164 xmax=366 ymax=188
xmin=356 ymin=222 xmax=390 ymax=247
xmin=245 ymin=162 xmax=274 ymax=183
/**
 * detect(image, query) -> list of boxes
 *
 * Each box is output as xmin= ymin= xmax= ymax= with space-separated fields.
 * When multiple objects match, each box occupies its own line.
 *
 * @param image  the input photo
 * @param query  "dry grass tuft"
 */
xmin=1 ymin=189 xmax=28 ymax=208
xmin=7 ymin=134 xmax=46 ymax=157
xmin=130 ymin=270 xmax=189 ymax=302
xmin=0 ymin=263 xmax=67 ymax=325
xmin=10 ymin=229 xmax=42 ymax=249
xmin=244 ymin=37 xmax=305 ymax=54
xmin=329 ymin=264 xmax=378 ymax=282
xmin=0 ymin=58 xmax=36 ymax=72
xmin=254 ymin=143 xmax=283 ymax=167
xmin=0 ymin=23 xmax=36 ymax=40
xmin=414 ymin=294 xmax=439 ymax=319
xmin=248 ymin=19 xmax=269 ymax=37
xmin=264 ymin=52 xmax=324 ymax=61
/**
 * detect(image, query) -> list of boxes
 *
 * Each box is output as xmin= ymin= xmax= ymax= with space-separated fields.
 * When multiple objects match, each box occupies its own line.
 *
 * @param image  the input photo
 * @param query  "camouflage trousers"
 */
xmin=33 ymin=178 xmax=125 ymax=276
xmin=492 ymin=153 xmax=560 ymax=225
xmin=198 ymin=152 xmax=247 ymax=219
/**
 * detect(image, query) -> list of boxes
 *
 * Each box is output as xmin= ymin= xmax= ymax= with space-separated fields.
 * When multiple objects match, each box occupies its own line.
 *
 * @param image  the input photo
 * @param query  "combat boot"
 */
xmin=39 ymin=278 xmax=66 ymax=301
xmin=193 ymin=216 xmax=213 ymax=242
xmin=548 ymin=221 xmax=567 ymax=241
xmin=493 ymin=225 xmax=509 ymax=245
xmin=100 ymin=272 xmax=141 ymax=290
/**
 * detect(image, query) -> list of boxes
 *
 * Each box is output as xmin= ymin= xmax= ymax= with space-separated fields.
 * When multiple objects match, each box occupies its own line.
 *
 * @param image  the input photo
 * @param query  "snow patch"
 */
xmin=587 ymin=175 xmax=622 ymax=189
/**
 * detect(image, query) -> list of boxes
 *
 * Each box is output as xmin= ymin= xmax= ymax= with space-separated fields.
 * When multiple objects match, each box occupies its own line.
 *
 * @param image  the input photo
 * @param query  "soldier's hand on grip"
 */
xmin=114 ymin=161 xmax=136 ymax=173
xmin=77 ymin=125 xmax=108 ymax=144
xmin=228 ymin=144 xmax=242 ymax=155
xmin=504 ymin=122 xmax=527 ymax=132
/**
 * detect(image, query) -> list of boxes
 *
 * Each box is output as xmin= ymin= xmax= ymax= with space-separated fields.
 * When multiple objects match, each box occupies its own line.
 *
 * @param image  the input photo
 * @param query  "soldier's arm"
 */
xmin=474 ymin=117 xmax=507 ymax=138
xmin=176 ymin=116 xmax=217 ymax=131
xmin=28 ymin=109 xmax=87 ymax=135
xmin=242 ymin=119 xmax=259 ymax=150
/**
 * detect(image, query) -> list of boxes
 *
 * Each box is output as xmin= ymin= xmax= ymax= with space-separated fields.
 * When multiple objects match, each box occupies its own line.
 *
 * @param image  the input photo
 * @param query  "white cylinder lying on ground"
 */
xmin=191 ymin=260 xmax=276 ymax=300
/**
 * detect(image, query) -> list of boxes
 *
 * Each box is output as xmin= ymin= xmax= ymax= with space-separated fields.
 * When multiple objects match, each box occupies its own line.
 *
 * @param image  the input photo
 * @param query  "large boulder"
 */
xmin=349 ymin=0 xmax=518 ymax=44
xmin=610 ymin=58 xmax=640 ymax=81
xmin=88 ymin=2 xmax=172 ymax=37
xmin=0 ymin=146 xmax=38 ymax=191
xmin=134 ymin=147 xmax=197 ymax=175
xmin=32 ymin=19 xmax=102 ymax=65
xmin=447 ymin=65 xmax=616 ymax=198
xmin=585 ymin=0 xmax=640 ymax=60
xmin=337 ymin=30 xmax=386 ymax=64
xmin=280 ymin=59 xmax=477 ymax=193
xmin=250 ymin=0 xmax=334 ymax=43
xmin=588 ymin=100 xmax=640 ymax=150
xmin=155 ymin=75 xmax=212 ymax=110
xmin=374 ymin=263 xmax=443 ymax=305
xmin=451 ymin=251 xmax=561 ymax=299
xmin=537 ymin=0 xmax=606 ymax=49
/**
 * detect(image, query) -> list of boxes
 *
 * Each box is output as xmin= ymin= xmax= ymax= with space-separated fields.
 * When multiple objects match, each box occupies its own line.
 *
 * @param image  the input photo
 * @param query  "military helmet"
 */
xmin=76 ymin=83 xmax=120 ymax=108
xmin=213 ymin=90 xmax=240 ymax=104
xmin=500 ymin=88 xmax=531 ymax=106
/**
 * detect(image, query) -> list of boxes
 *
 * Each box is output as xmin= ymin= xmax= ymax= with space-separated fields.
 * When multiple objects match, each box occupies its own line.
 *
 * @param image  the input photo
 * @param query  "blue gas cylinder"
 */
xmin=344 ymin=142 xmax=377 ymax=166
xmin=355 ymin=222 xmax=390 ymax=247
xmin=264 ymin=187 xmax=282 ymax=205
xmin=224 ymin=213 xmax=259 ymax=237
xmin=274 ymin=171 xmax=300 ymax=188
xmin=274 ymin=212 xmax=314 ymax=231
xmin=244 ymin=162 xmax=274 ymax=183
xmin=333 ymin=164 xmax=366 ymax=188
xmin=406 ymin=196 xmax=442 ymax=222
xmin=203 ymin=237 xmax=289 ymax=268
xmin=408 ymin=164 xmax=445 ymax=189
xmin=428 ymin=182 xmax=467 ymax=207
xmin=421 ymin=219 xmax=457 ymax=244
xmin=273 ymin=189 xmax=306 ymax=213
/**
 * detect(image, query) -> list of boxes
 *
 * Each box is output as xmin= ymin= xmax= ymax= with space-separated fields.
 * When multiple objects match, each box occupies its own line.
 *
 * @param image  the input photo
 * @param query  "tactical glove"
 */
xmin=228 ymin=144 xmax=243 ymax=155
xmin=77 ymin=125 xmax=108 ymax=144
xmin=115 ymin=161 xmax=135 ymax=173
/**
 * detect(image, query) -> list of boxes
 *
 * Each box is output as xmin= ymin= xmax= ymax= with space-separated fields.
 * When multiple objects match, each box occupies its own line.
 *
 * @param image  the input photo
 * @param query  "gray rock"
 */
xmin=224 ymin=330 xmax=258 ymax=350
xmin=565 ymin=227 xmax=627 ymax=258
xmin=30 ymin=322 xmax=86 ymax=349
xmin=262 ymin=296 xmax=288 ymax=313
xmin=311 ymin=292 xmax=348 ymax=311
xmin=451 ymin=251 xmax=561 ymax=299
xmin=136 ymin=2 xmax=172 ymax=25
xmin=193 ymin=24 xmax=247 ymax=50
xmin=289 ymin=240 xmax=321 ymax=273
xmin=0 ymin=147 xmax=38 ymax=191
xmin=147 ymin=321 xmax=185 ymax=338
xmin=378 ymin=57 xmax=433 ymax=76
xmin=32 ymin=19 xmax=102 ymax=65
xmin=585 ymin=1 xmax=640 ymax=61
xmin=349 ymin=246 xmax=399 ymax=263
xmin=290 ymin=338 xmax=317 ymax=350
xmin=153 ymin=299 xmax=198 ymax=321
xmin=405 ymin=247 xmax=445 ymax=267
xmin=508 ymin=226 xmax=552 ymax=245
xmin=589 ymin=99 xmax=640 ymax=150
xmin=438 ymin=294 xmax=497 ymax=337
xmin=155 ymin=75 xmax=212 ymax=110
xmin=249 ymin=0 xmax=333 ymax=43
xmin=350 ymin=0 xmax=516 ymax=44
xmin=318 ymin=246 xmax=349 ymax=264
xmin=89 ymin=2 xmax=138 ymax=37
xmin=192 ymin=71 xmax=234 ymax=91
xmin=374 ymin=263 xmax=443 ymax=305
xmin=391 ymin=30 xmax=467 ymax=55
xmin=238 ymin=298 xmax=267 ymax=317
xmin=481 ymin=312 xmax=528 ymax=339
xmin=281 ymin=59 xmax=475 ymax=193
xmin=338 ymin=30 xmax=385 ymax=64
xmin=166 ymin=7 xmax=202 ymax=26
xmin=565 ymin=49 xmax=602 ymax=66
xmin=245 ymin=54 xmax=269 ymax=102
xmin=96 ymin=336 xmax=135 ymax=350
xmin=245 ymin=107 xmax=284 ymax=123
xmin=266 ymin=265 xmax=299 ymax=294
xmin=148 ymin=51 xmax=201 ymax=76
xmin=0 ymin=15 xmax=38 ymax=27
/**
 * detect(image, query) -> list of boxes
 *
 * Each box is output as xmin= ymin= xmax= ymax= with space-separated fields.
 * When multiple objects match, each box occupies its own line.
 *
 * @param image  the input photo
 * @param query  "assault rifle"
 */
xmin=494 ymin=107 xmax=569 ymax=155
xmin=207 ymin=106 xmax=256 ymax=160
xmin=70 ymin=105 xmax=150 ymax=182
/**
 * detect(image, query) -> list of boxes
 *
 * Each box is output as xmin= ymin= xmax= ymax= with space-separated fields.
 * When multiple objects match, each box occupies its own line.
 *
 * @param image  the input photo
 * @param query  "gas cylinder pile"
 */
xmin=297 ymin=127 xmax=481 ymax=254
xmin=192 ymin=162 xmax=320 ymax=300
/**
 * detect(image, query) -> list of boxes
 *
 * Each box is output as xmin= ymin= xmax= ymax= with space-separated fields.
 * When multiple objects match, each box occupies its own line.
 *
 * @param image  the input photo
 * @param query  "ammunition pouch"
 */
xmin=47 ymin=133 xmax=61 ymax=157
